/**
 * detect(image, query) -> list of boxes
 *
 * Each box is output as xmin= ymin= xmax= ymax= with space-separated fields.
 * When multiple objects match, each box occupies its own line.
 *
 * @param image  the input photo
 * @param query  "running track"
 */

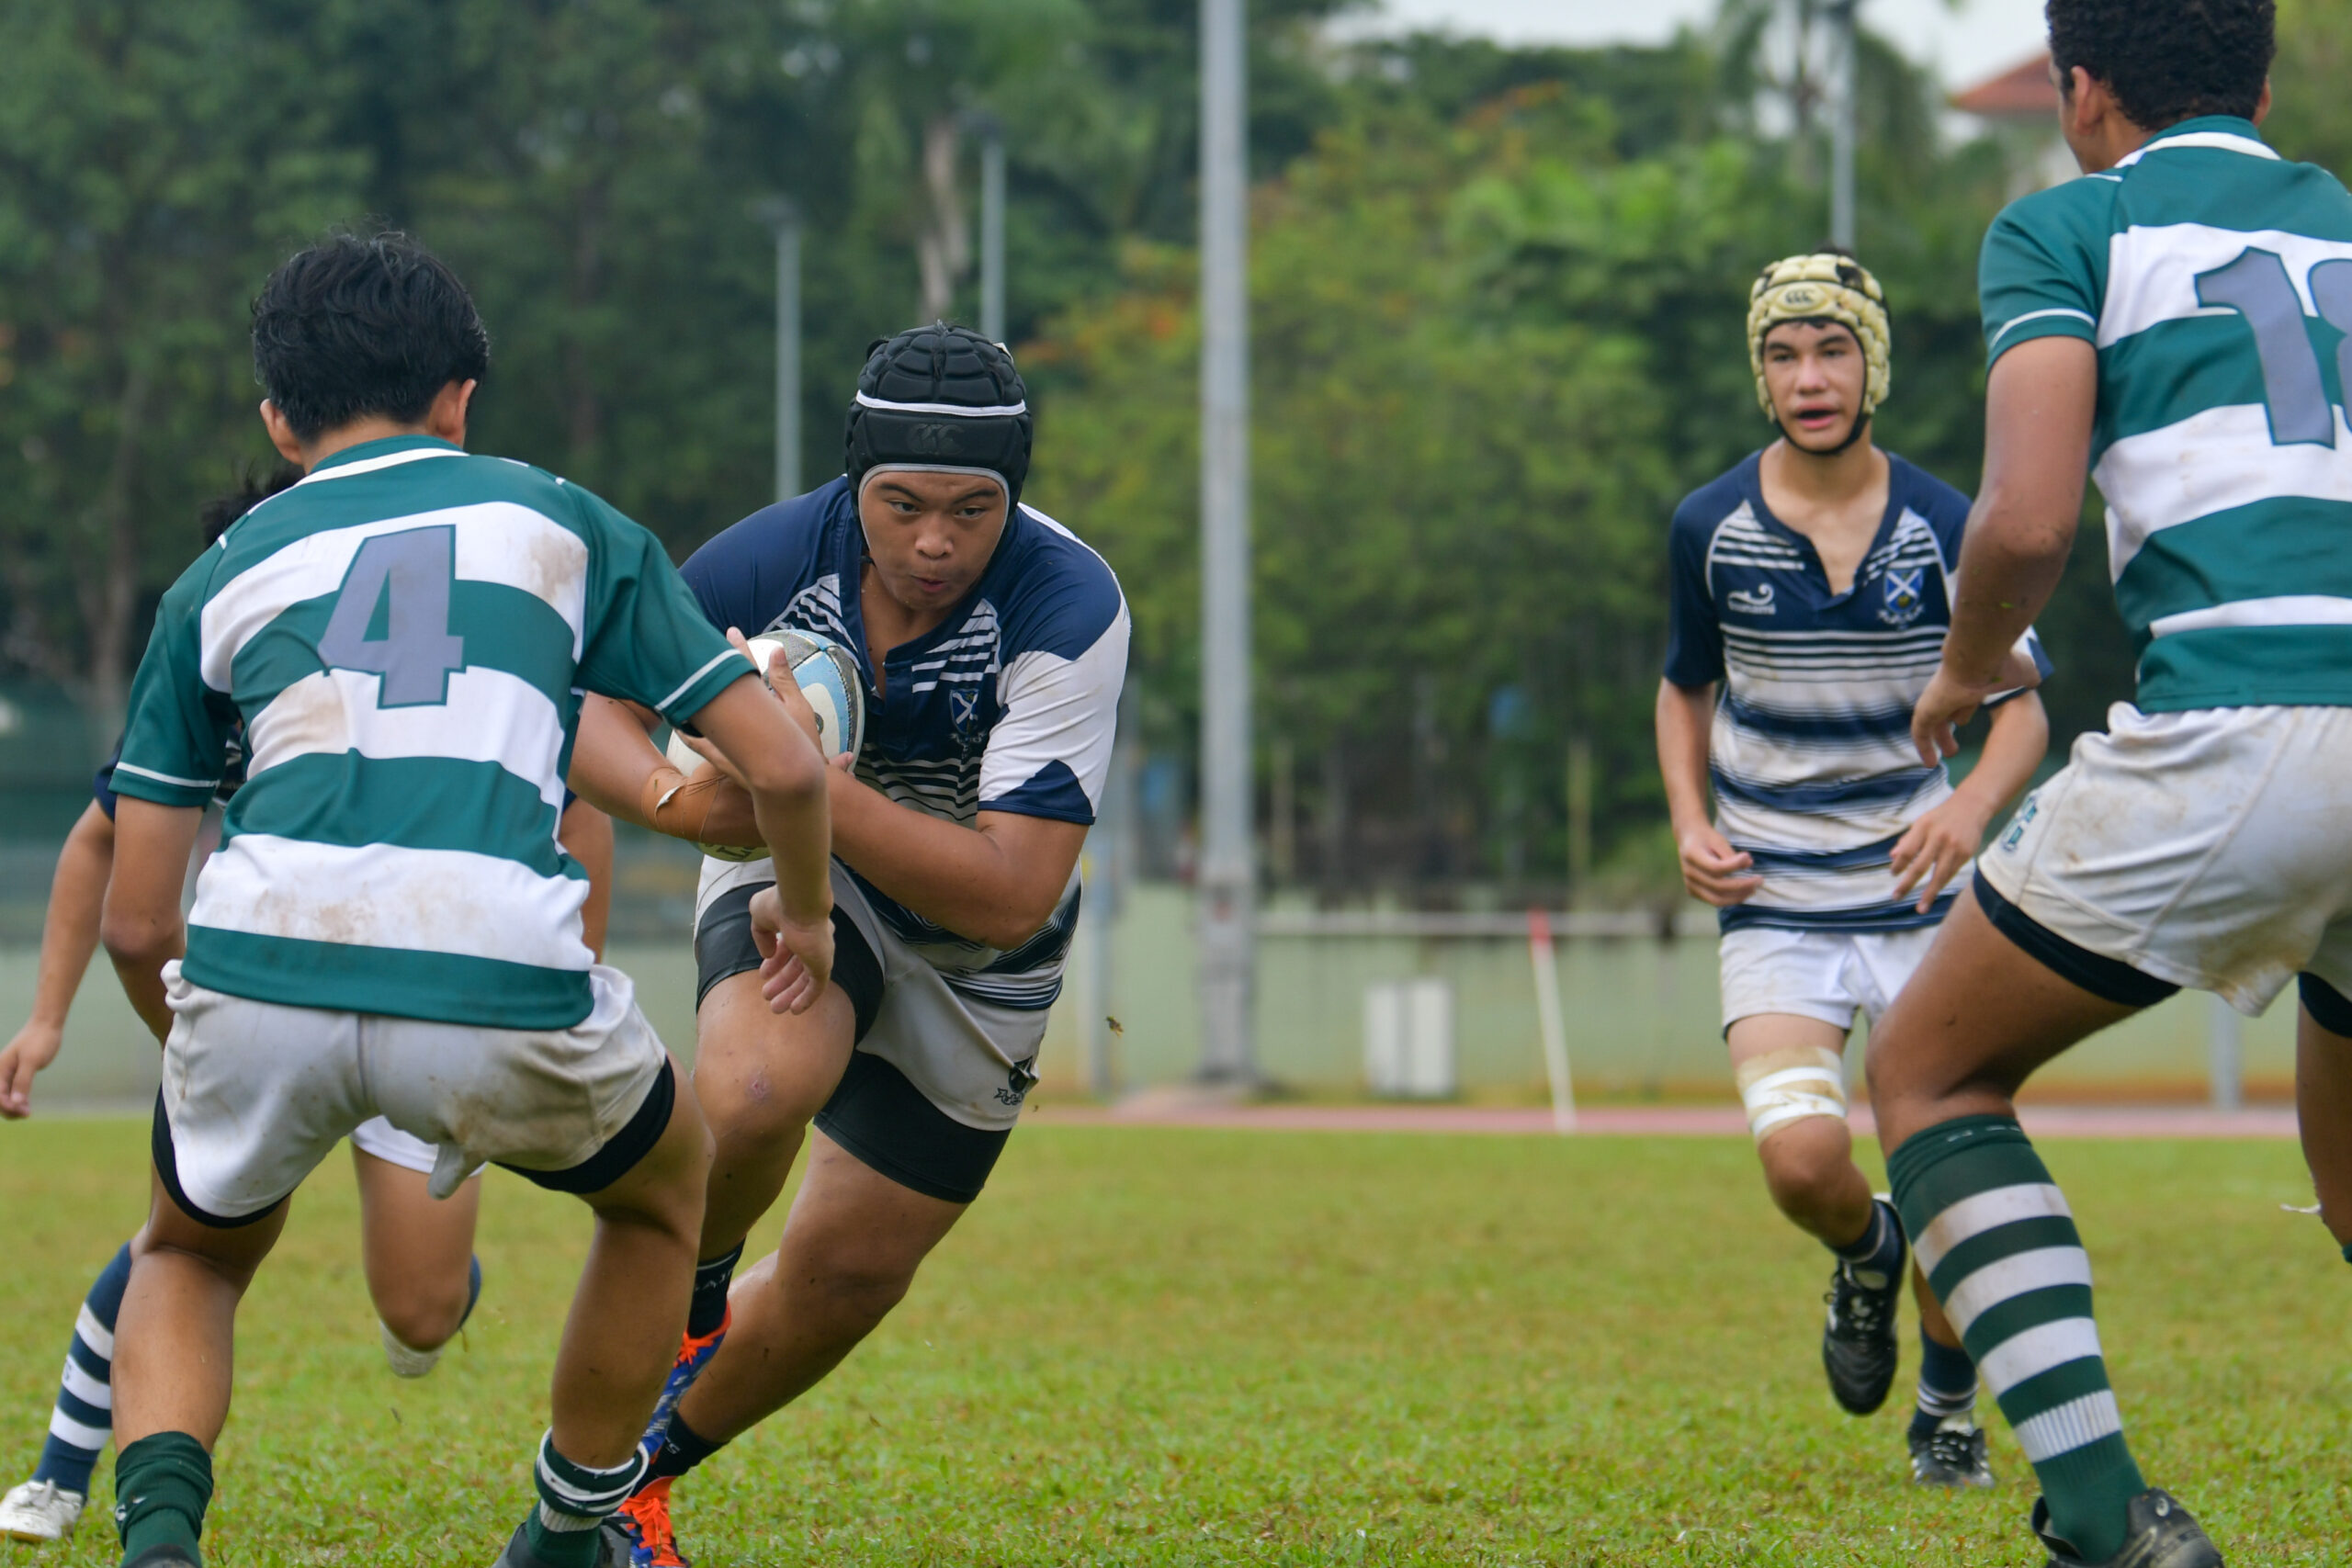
xmin=1036 ymin=1096 xmax=2300 ymax=1140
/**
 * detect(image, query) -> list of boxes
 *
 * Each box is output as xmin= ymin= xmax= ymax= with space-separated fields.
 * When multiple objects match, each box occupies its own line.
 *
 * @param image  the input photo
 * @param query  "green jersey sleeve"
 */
xmin=1980 ymin=179 xmax=2113 ymax=367
xmin=114 ymin=556 xmax=237 ymax=809
xmin=571 ymin=489 xmax=755 ymax=725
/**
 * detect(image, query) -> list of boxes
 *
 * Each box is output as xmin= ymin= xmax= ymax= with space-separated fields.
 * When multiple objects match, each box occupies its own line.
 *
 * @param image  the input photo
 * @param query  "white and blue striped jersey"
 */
xmin=1665 ymin=451 xmax=2051 ymax=933
xmin=684 ymin=478 xmax=1129 ymax=1010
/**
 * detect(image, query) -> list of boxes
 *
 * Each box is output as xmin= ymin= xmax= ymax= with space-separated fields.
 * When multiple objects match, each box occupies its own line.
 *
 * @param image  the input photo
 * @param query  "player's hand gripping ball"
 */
xmin=667 ymin=630 xmax=865 ymax=861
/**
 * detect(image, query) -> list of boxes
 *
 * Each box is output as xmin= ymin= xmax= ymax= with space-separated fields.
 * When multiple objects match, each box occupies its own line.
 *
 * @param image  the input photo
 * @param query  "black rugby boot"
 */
xmin=1820 ymin=1201 xmax=1905 ymax=1415
xmin=1908 ymin=1416 xmax=1996 ymax=1488
xmin=2031 ymin=1489 xmax=2223 ymax=1568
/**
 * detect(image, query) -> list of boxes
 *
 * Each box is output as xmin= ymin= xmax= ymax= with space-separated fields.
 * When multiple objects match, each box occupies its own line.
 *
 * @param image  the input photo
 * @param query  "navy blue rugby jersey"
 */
xmin=1664 ymin=451 xmax=2051 ymax=934
xmin=682 ymin=477 xmax=1129 ymax=1009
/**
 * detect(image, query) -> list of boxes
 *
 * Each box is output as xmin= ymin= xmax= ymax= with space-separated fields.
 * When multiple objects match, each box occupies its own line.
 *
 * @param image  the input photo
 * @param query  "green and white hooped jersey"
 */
xmin=114 ymin=436 xmax=752 ymax=1030
xmin=1980 ymin=116 xmax=2352 ymax=711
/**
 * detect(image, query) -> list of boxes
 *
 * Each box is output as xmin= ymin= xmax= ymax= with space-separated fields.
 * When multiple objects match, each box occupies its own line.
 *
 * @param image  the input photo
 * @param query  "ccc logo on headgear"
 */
xmin=1780 ymin=285 xmax=1823 ymax=309
xmin=909 ymin=423 xmax=967 ymax=457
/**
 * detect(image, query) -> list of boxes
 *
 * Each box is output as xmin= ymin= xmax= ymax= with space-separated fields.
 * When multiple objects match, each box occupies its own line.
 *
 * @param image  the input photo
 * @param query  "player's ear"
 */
xmin=258 ymin=400 xmax=307 ymax=468
xmin=428 ymin=378 xmax=477 ymax=446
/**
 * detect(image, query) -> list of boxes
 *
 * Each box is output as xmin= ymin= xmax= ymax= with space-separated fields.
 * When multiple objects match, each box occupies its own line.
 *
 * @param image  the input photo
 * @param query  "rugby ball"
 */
xmin=668 ymin=630 xmax=865 ymax=861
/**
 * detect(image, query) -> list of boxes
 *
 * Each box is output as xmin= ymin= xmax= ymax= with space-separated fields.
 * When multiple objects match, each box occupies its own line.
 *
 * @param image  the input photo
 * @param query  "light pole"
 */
xmin=1828 ymin=0 xmax=1859 ymax=250
xmin=1197 ymin=0 xmax=1256 ymax=1086
xmin=751 ymin=196 xmax=803 ymax=502
xmin=978 ymin=115 xmax=1007 ymax=344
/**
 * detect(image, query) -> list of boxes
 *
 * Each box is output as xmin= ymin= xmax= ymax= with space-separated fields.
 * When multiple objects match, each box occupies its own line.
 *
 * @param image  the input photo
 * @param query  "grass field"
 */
xmin=0 ymin=1120 xmax=2344 ymax=1566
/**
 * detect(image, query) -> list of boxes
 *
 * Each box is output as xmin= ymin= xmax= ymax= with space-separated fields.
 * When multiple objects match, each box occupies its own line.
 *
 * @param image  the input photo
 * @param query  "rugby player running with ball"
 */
xmin=601 ymin=323 xmax=1127 ymax=1567
xmin=1656 ymin=253 xmax=2051 ymax=1486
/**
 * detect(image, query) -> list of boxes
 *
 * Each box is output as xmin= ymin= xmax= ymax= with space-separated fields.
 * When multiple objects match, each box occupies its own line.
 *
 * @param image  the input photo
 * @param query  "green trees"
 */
xmin=1030 ymin=28 xmax=2017 ymax=893
xmin=0 ymin=0 xmax=1352 ymax=753
xmin=4 ymin=0 xmax=2349 ymax=895
xmin=0 ymin=3 xmax=365 ymax=742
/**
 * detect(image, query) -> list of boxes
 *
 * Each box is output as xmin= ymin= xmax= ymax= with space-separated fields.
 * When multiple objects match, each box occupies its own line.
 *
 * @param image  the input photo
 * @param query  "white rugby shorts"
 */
xmin=1979 ymin=703 xmax=2352 ymax=1015
xmin=349 ymin=1116 xmax=437 ymax=1176
xmin=828 ymin=864 xmax=1051 ymax=1134
xmin=154 ymin=960 xmax=670 ymax=1221
xmin=1718 ymin=923 xmax=1940 ymax=1034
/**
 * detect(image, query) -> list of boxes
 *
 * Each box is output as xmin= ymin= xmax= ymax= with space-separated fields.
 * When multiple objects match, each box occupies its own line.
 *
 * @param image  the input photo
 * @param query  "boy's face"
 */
xmin=1761 ymin=321 xmax=1868 ymax=454
xmin=857 ymin=470 xmax=1009 ymax=617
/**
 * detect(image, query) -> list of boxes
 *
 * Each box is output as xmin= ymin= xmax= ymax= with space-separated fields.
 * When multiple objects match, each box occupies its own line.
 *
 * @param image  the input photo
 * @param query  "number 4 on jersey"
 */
xmin=2195 ymin=247 xmax=2352 ymax=447
xmin=319 ymin=525 xmax=468 ymax=705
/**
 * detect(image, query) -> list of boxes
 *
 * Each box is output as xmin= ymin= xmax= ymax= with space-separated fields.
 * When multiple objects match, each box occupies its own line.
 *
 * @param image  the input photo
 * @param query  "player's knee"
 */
xmin=704 ymin=1074 xmax=810 ymax=1151
xmin=696 ymin=1034 xmax=838 ymax=1144
xmin=802 ymin=1256 xmax=916 ymax=1330
xmin=374 ymin=1272 xmax=469 ymax=1350
xmin=1758 ymin=1122 xmax=1850 ymax=1215
xmin=1862 ymin=1026 xmax=1968 ymax=1118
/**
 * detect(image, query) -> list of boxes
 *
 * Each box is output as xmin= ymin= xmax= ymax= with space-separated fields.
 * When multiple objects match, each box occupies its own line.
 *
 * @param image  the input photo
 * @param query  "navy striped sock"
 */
xmin=646 ymin=1412 xmax=725 ymax=1483
xmin=33 ymin=1242 xmax=130 ymax=1496
xmin=1829 ymin=1198 xmax=1905 ymax=1285
xmin=1909 ymin=1326 xmax=1979 ymax=1440
xmin=687 ymin=1244 xmax=741 ymax=1340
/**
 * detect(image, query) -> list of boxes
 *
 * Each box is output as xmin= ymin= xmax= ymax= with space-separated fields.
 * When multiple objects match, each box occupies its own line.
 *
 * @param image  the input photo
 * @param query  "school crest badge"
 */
xmin=1879 ymin=566 xmax=1926 ymax=628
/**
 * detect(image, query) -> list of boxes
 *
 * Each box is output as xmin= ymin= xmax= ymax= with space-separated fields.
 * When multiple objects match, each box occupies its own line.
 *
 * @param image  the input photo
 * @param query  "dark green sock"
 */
xmin=517 ymin=1514 xmax=605 ymax=1568
xmin=113 ymin=1431 xmax=212 ymax=1564
xmin=519 ymin=1432 xmax=644 ymax=1568
xmin=1890 ymin=1116 xmax=2144 ymax=1562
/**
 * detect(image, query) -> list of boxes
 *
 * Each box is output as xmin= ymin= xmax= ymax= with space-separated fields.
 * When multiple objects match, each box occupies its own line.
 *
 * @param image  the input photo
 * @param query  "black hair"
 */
xmin=843 ymin=321 xmax=1033 ymax=507
xmin=2048 ymin=0 xmax=2275 ymax=130
xmin=198 ymin=462 xmax=303 ymax=546
xmin=250 ymin=231 xmax=490 ymax=441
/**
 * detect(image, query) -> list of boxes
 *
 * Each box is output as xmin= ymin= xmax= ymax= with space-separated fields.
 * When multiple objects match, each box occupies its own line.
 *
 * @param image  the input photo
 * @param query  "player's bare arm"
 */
xmin=826 ymin=784 xmax=1085 ymax=953
xmin=567 ymin=694 xmax=748 ymax=843
xmin=0 ymin=803 xmax=114 ymax=1116
xmin=688 ymin=674 xmax=835 ymax=1010
xmin=1913 ymin=337 xmax=2096 ymax=763
xmin=602 ymin=673 xmax=1087 ymax=949
xmin=97 ymin=799 xmax=204 ymax=1043
xmin=1655 ymin=678 xmax=1760 ymax=907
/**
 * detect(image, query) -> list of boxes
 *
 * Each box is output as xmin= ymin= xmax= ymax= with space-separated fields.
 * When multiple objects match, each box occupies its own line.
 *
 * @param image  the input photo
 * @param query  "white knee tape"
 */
xmin=1736 ymin=1045 xmax=1849 ymax=1143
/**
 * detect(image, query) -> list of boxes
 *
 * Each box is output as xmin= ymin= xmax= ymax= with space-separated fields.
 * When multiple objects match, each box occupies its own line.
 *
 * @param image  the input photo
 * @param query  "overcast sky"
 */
xmin=1329 ymin=0 xmax=2052 ymax=88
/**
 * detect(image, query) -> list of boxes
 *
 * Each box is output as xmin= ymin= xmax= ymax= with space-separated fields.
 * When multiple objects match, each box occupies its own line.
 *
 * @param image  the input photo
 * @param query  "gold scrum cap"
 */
xmin=1747 ymin=253 xmax=1892 ymax=421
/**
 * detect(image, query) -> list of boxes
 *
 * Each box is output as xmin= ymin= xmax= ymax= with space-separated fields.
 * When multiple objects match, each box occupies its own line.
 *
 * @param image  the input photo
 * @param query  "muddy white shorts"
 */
xmin=1978 ymin=703 xmax=2352 ymax=1015
xmin=348 ymin=1117 xmax=436 ymax=1175
xmin=1717 ymin=923 xmax=1941 ymax=1034
xmin=153 ymin=960 xmax=673 ymax=1224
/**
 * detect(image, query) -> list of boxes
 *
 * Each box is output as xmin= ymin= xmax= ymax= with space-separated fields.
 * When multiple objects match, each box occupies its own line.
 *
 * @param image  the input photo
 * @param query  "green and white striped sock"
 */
xmin=520 ymin=1430 xmax=647 ymax=1568
xmin=1890 ymin=1115 xmax=2143 ymax=1562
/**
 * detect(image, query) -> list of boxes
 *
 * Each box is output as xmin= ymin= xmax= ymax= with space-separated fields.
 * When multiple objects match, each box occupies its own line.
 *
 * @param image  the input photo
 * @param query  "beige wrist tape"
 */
xmin=1735 ymin=1044 xmax=1849 ymax=1143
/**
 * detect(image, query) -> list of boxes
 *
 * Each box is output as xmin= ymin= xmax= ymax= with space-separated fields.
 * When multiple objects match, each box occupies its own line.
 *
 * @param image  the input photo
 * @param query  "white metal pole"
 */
xmin=1829 ymin=0 xmax=1859 ymax=250
xmin=1076 ymin=849 xmax=1109 ymax=1097
xmin=752 ymin=197 xmax=804 ymax=502
xmin=980 ymin=121 xmax=1007 ymax=344
xmin=1197 ymin=0 xmax=1256 ymax=1085
xmin=2209 ymin=995 xmax=2244 ymax=1112
xmin=1528 ymin=909 xmax=1576 ymax=1134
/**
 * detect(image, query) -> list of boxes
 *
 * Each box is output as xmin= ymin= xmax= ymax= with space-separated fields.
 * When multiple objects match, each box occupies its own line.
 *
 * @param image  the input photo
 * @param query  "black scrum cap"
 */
xmin=842 ymin=321 xmax=1032 ymax=508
